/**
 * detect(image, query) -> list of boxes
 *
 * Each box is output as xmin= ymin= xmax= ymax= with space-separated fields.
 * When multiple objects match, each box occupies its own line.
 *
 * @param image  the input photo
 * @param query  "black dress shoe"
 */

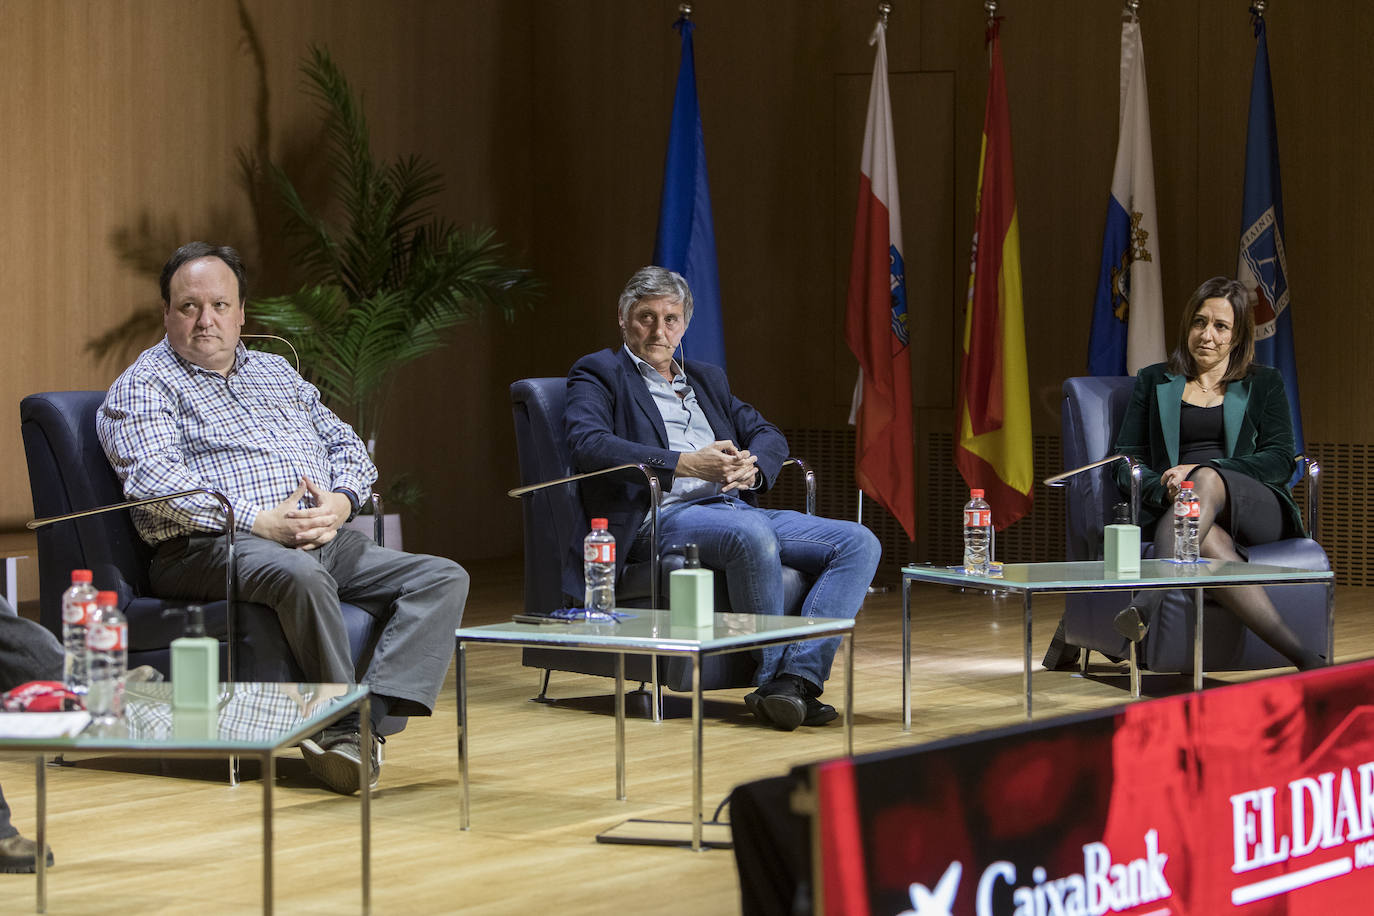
xmin=743 ymin=690 xmax=772 ymax=726
xmin=746 ymin=677 xmax=808 ymax=731
xmin=803 ymin=696 xmax=838 ymax=727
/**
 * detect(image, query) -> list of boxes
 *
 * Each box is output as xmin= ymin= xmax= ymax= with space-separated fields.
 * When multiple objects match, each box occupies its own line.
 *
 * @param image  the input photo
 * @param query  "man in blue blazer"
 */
xmin=564 ymin=267 xmax=881 ymax=731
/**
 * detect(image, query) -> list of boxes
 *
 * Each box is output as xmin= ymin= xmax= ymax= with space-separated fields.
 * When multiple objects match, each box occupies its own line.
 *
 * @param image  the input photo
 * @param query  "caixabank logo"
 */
xmin=897 ymin=830 xmax=1173 ymax=916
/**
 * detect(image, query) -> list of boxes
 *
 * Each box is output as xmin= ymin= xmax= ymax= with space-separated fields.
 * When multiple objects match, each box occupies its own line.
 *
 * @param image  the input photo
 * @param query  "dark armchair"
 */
xmin=1045 ymin=376 xmax=1331 ymax=688
xmin=20 ymin=391 xmax=387 ymax=686
xmin=508 ymin=378 xmax=816 ymax=710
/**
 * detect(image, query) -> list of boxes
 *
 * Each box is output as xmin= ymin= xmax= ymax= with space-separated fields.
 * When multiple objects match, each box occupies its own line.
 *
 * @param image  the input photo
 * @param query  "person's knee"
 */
xmin=830 ymin=520 xmax=881 ymax=569
xmin=436 ymin=558 xmax=470 ymax=601
xmin=723 ymin=514 xmax=781 ymax=563
xmin=1188 ymin=466 xmax=1226 ymax=506
xmin=854 ymin=524 xmax=882 ymax=565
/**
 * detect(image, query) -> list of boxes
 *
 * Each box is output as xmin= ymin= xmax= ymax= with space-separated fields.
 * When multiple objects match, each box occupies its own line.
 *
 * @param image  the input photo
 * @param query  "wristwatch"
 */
xmin=333 ymin=487 xmax=361 ymax=522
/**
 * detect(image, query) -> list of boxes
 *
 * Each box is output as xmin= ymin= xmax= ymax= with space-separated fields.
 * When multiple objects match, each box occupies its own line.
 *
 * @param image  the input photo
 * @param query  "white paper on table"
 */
xmin=0 ymin=711 xmax=91 ymax=739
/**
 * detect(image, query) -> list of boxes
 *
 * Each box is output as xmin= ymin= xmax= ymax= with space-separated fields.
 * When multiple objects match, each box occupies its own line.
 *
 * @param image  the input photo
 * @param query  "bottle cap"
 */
xmin=970 ymin=488 xmax=984 ymax=498
xmin=1181 ymin=481 xmax=1194 ymax=490
xmin=591 ymin=518 xmax=609 ymax=530
xmin=683 ymin=544 xmax=700 ymax=569
xmin=96 ymin=591 xmax=118 ymax=607
xmin=71 ymin=569 xmax=93 ymax=583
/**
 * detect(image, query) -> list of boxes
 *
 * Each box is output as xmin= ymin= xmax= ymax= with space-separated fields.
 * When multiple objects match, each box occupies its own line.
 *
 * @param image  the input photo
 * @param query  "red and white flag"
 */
xmin=844 ymin=19 xmax=915 ymax=540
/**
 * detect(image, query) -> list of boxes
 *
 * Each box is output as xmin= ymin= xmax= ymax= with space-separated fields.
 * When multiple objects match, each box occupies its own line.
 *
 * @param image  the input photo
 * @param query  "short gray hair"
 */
xmin=617 ymin=266 xmax=693 ymax=325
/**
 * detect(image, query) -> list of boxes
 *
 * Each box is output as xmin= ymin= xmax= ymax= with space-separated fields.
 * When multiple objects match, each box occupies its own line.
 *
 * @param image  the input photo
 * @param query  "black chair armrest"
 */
xmin=1044 ymin=454 xmax=1142 ymax=525
xmin=28 ymin=488 xmax=242 ymax=676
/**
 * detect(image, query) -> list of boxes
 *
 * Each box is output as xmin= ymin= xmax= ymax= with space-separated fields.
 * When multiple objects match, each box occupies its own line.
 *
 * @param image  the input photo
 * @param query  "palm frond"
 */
xmin=258 ymin=44 xmax=541 ymax=444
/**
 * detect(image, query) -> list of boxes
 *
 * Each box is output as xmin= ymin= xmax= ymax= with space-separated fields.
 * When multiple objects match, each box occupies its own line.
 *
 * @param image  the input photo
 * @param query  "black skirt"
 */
xmin=1210 ymin=467 xmax=1295 ymax=549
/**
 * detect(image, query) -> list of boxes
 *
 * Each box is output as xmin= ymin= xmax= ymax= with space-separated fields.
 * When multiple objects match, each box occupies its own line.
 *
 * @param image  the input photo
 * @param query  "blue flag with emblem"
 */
xmin=1237 ymin=12 xmax=1304 ymax=457
xmin=653 ymin=15 xmax=726 ymax=370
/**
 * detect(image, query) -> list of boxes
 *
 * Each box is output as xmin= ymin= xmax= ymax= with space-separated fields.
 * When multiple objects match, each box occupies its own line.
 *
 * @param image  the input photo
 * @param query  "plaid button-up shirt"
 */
xmin=98 ymin=338 xmax=377 ymax=545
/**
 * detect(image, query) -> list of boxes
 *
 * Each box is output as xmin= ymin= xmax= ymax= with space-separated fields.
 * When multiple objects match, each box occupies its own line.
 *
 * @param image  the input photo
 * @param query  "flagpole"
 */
xmin=1250 ymin=0 xmax=1267 ymax=16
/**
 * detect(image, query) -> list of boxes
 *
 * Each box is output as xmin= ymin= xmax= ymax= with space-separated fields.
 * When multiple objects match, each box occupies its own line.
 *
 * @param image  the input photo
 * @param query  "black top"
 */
xmin=1180 ymin=402 xmax=1225 ymax=464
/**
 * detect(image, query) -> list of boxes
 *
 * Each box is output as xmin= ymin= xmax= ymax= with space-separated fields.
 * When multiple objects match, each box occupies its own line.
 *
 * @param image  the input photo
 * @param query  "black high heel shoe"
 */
xmin=1113 ymin=605 xmax=1149 ymax=643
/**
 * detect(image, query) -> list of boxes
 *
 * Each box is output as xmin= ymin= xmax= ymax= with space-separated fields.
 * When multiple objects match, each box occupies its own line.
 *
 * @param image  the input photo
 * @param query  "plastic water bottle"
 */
xmin=963 ymin=489 xmax=993 ymax=575
xmin=61 ymin=569 xmax=98 ymax=695
xmin=583 ymin=517 xmax=616 ymax=614
xmin=1173 ymin=481 xmax=1200 ymax=563
xmin=86 ymin=591 xmax=128 ymax=722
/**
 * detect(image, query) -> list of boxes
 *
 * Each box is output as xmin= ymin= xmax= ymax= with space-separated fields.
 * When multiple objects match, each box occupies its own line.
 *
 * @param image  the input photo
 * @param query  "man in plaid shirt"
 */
xmin=98 ymin=242 xmax=469 ymax=794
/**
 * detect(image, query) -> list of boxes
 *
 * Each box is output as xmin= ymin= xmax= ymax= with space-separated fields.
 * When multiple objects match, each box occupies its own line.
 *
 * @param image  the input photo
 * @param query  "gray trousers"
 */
xmin=150 ymin=528 xmax=468 ymax=718
xmin=0 ymin=609 xmax=63 ymax=693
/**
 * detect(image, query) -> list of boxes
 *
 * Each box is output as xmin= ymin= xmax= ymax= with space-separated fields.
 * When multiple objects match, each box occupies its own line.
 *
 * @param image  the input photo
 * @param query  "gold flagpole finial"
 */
xmin=678 ymin=3 xmax=692 ymax=20
xmin=984 ymin=0 xmax=999 ymax=22
xmin=877 ymin=2 xmax=892 ymax=26
xmin=1124 ymin=0 xmax=1141 ymax=16
xmin=1250 ymin=0 xmax=1268 ymax=17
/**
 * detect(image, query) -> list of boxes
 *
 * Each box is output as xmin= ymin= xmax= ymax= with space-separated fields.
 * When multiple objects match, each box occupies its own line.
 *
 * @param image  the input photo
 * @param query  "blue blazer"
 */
xmin=1113 ymin=362 xmax=1301 ymax=534
xmin=562 ymin=347 xmax=789 ymax=597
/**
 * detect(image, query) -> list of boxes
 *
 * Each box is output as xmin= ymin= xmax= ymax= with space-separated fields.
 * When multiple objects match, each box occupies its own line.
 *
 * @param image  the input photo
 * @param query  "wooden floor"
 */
xmin=0 ymin=559 xmax=1368 ymax=915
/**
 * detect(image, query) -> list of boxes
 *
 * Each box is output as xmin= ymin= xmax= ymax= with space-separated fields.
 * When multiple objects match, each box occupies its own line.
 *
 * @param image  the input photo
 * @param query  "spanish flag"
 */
xmin=956 ymin=18 xmax=1033 ymax=531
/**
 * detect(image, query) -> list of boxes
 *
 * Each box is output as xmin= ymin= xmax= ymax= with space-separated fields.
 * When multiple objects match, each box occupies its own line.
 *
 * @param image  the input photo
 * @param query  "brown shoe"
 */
xmin=0 ymin=833 xmax=53 ymax=873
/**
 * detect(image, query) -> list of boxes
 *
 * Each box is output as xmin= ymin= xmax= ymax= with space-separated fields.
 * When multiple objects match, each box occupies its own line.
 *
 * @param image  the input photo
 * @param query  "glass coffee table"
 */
xmin=901 ymin=560 xmax=1334 ymax=727
xmin=0 ymin=681 xmax=371 ymax=915
xmin=454 ymin=609 xmax=855 ymax=851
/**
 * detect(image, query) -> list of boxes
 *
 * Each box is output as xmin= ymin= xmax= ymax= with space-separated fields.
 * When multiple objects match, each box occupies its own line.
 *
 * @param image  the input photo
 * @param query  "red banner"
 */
xmin=816 ymin=660 xmax=1374 ymax=914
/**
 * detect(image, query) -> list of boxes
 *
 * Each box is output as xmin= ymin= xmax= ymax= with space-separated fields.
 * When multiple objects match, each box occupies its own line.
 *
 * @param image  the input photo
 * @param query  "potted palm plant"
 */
xmin=248 ymin=46 xmax=539 ymax=543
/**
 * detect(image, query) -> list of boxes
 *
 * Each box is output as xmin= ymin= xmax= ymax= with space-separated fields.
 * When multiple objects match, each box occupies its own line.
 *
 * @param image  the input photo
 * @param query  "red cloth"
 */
xmin=1 ymin=681 xmax=82 ymax=712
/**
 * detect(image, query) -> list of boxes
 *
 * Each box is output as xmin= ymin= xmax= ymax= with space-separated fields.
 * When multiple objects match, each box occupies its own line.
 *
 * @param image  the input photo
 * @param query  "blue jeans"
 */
xmin=638 ymin=496 xmax=881 ymax=692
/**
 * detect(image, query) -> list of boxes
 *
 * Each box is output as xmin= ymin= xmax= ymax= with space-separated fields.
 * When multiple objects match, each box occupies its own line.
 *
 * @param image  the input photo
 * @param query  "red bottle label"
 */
xmin=584 ymin=543 xmax=615 ymax=564
xmin=88 ymin=622 xmax=127 ymax=652
xmin=964 ymin=509 xmax=992 ymax=528
xmin=62 ymin=599 xmax=94 ymax=626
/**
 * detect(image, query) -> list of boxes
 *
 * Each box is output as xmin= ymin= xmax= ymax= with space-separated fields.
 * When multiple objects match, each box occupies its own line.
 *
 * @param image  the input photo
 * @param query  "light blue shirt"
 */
xmin=623 ymin=345 xmax=720 ymax=511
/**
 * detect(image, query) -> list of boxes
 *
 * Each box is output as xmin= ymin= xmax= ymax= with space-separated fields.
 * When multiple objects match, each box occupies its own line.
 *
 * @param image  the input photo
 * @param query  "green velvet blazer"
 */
xmin=1112 ymin=362 xmax=1302 ymax=535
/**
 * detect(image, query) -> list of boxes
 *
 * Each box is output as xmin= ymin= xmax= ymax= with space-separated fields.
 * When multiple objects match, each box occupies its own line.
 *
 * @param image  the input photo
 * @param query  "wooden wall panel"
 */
xmin=0 ymin=0 xmax=1367 ymax=586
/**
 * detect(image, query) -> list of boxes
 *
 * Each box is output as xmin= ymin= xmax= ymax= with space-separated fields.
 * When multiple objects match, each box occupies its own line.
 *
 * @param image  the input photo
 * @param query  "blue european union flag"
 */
xmin=653 ymin=17 xmax=726 ymax=370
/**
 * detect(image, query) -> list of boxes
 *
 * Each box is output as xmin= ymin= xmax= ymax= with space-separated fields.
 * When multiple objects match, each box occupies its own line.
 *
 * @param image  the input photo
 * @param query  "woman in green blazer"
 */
xmin=1113 ymin=276 xmax=1322 ymax=670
